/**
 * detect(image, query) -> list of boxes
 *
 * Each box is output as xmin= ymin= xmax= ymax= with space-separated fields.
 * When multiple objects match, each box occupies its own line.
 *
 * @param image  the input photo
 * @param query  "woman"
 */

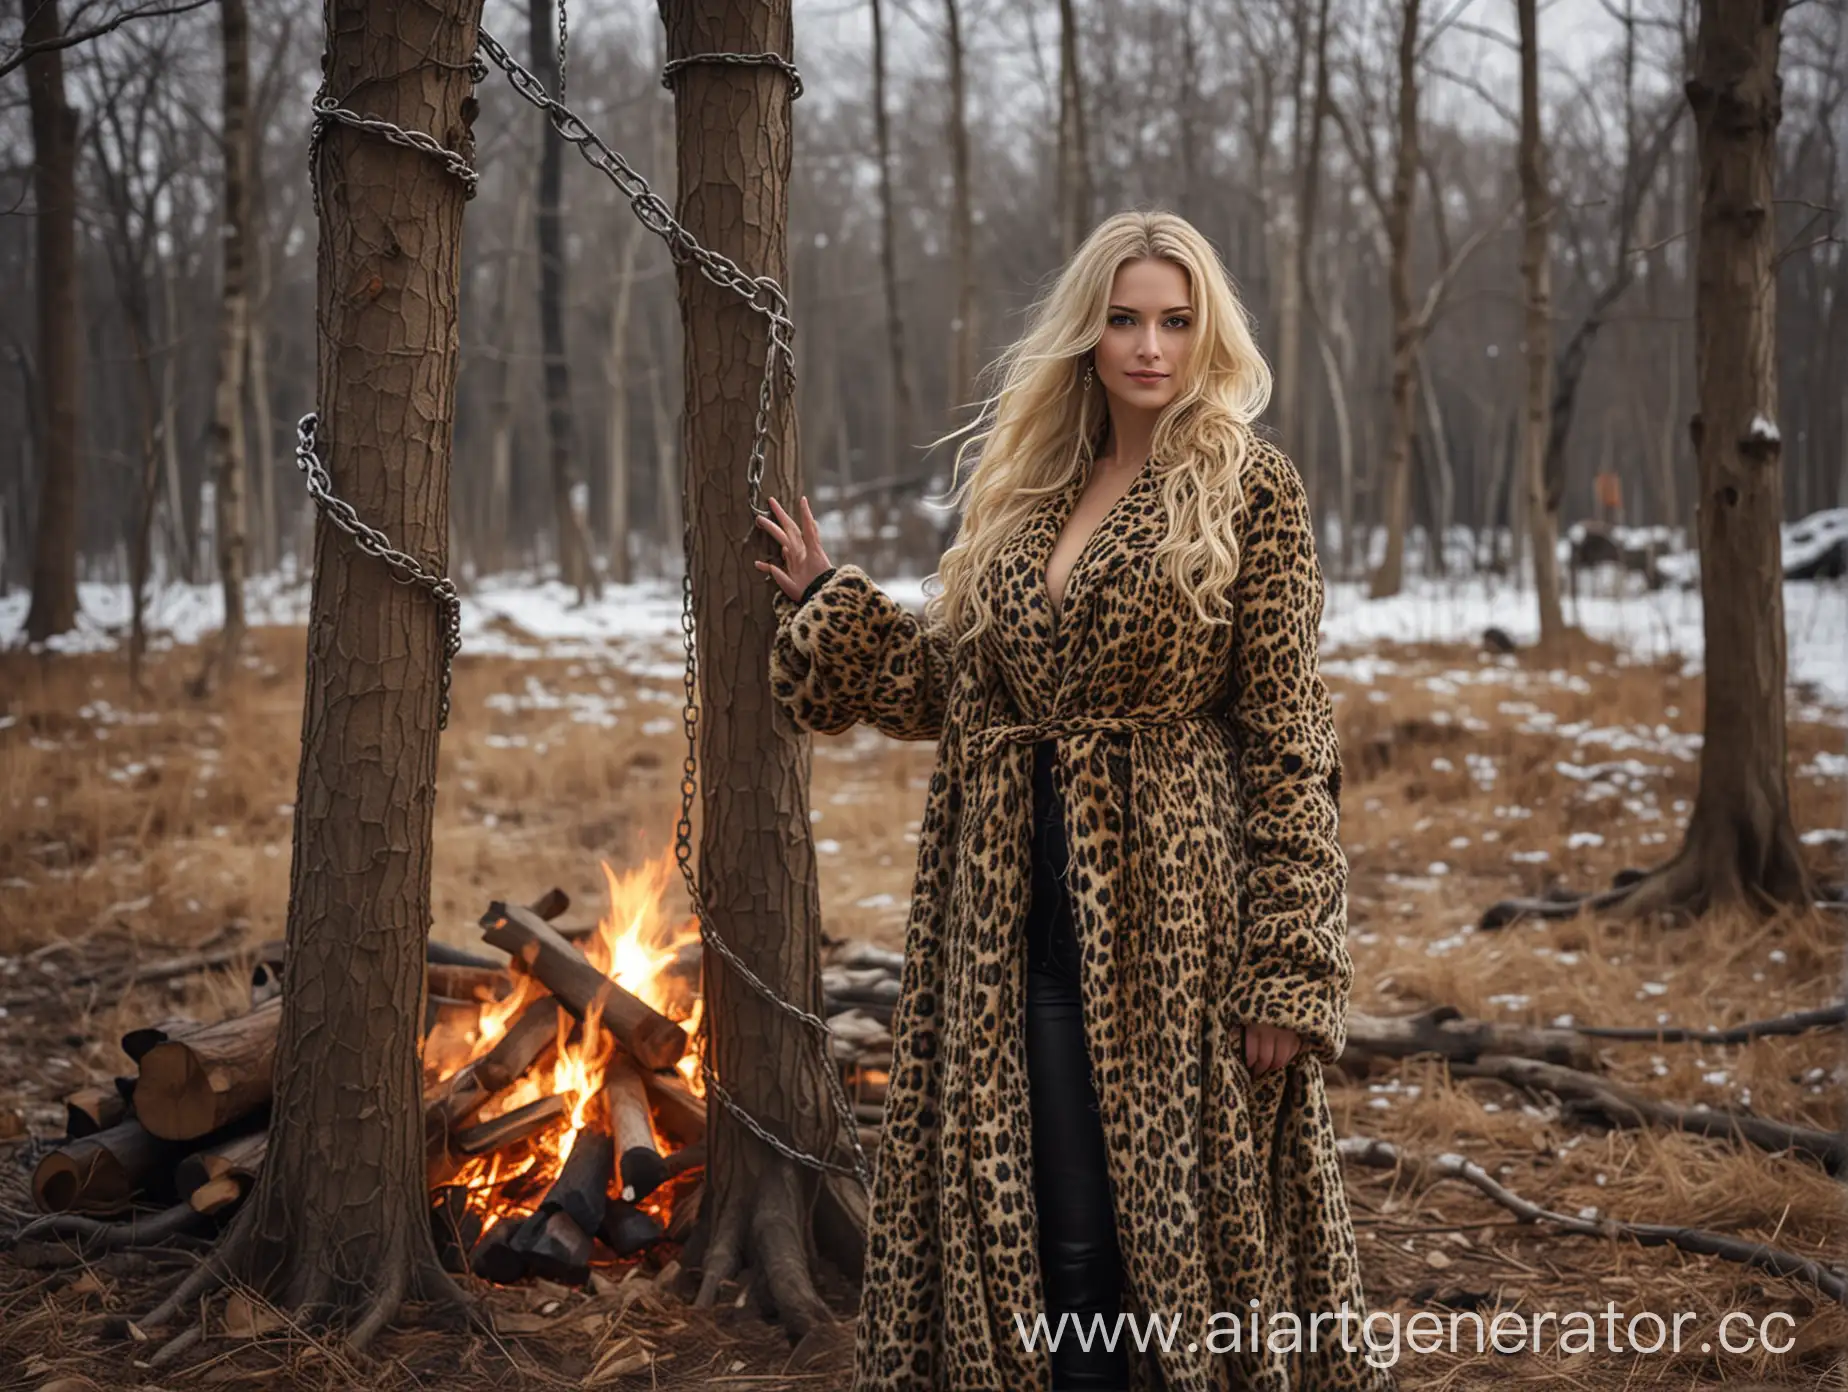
xmin=755 ymin=211 xmax=1389 ymax=1392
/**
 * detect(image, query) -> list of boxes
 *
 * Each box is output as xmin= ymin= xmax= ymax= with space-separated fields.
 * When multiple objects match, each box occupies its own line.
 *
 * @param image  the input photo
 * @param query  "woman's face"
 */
xmin=1092 ymin=257 xmax=1194 ymax=416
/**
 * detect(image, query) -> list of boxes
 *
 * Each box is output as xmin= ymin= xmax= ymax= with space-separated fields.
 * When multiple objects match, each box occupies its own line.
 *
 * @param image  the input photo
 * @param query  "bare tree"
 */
xmin=20 ymin=0 xmax=82 ymax=643
xmin=192 ymin=0 xmax=253 ymax=695
xmin=656 ymin=0 xmax=861 ymax=1345
xmin=532 ymin=0 xmax=597 ymax=599
xmin=943 ymin=0 xmax=977 ymax=415
xmin=871 ymin=0 xmax=916 ymax=473
xmin=1517 ymin=0 xmax=1565 ymax=645
xmin=1056 ymin=0 xmax=1089 ymax=258
xmin=1603 ymin=0 xmax=1813 ymax=917
xmin=145 ymin=0 xmax=483 ymax=1346
xmin=1372 ymin=0 xmax=1421 ymax=598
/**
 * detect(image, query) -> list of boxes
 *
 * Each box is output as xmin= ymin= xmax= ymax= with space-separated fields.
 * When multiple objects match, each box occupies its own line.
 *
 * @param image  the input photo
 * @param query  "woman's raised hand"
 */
xmin=754 ymin=495 xmax=834 ymax=602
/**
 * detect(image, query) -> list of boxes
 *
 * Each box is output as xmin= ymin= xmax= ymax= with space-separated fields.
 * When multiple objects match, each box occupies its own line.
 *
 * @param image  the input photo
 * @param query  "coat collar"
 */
xmin=988 ymin=461 xmax=1167 ymax=712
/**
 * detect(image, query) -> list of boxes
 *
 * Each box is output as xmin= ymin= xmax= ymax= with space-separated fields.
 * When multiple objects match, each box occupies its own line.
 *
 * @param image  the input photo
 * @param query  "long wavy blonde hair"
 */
xmin=922 ymin=209 xmax=1274 ymax=648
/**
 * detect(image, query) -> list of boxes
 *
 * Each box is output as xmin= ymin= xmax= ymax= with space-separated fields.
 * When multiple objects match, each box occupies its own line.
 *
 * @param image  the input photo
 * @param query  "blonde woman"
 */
xmin=756 ymin=211 xmax=1388 ymax=1392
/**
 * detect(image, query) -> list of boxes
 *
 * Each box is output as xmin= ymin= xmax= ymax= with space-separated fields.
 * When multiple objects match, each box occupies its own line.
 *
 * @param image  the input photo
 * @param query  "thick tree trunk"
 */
xmin=1370 ymin=0 xmax=1421 ymax=599
xmin=20 ymin=0 xmax=82 ymax=643
xmin=146 ymin=0 xmax=482 ymax=1348
xmin=1607 ymin=0 xmax=1811 ymax=919
xmin=943 ymin=0 xmax=977 ymax=414
xmin=871 ymin=0 xmax=915 ymax=476
xmin=657 ymin=0 xmax=853 ymax=1347
xmin=195 ymin=0 xmax=254 ymax=694
xmin=532 ymin=0 xmax=597 ymax=600
xmin=1518 ymin=0 xmax=1566 ymax=646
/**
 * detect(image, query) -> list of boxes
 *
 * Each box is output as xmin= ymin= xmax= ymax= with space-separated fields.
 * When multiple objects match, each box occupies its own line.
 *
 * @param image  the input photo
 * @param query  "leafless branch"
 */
xmin=0 ymin=0 xmax=211 ymax=82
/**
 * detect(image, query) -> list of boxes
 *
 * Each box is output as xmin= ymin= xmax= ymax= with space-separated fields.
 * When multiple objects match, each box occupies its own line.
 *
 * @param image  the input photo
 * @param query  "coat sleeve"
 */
xmin=1223 ymin=451 xmax=1353 ymax=1065
xmin=769 ymin=562 xmax=954 ymax=742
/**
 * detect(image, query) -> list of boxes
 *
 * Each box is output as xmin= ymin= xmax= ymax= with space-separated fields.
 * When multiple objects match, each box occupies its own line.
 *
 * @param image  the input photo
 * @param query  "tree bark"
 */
xmin=20 ymin=0 xmax=82 ymax=642
xmin=532 ymin=0 xmax=598 ymax=600
xmin=1518 ymin=0 xmax=1566 ymax=646
xmin=195 ymin=0 xmax=254 ymax=694
xmin=1370 ymin=0 xmax=1421 ymax=599
xmin=1610 ymin=0 xmax=1811 ymax=915
xmin=145 ymin=0 xmax=482 ymax=1347
xmin=656 ymin=0 xmax=852 ymax=1346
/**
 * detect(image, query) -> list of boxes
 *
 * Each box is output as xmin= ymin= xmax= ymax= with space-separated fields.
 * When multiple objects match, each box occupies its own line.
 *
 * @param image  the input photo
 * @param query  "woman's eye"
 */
xmin=1166 ymin=316 xmax=1192 ymax=329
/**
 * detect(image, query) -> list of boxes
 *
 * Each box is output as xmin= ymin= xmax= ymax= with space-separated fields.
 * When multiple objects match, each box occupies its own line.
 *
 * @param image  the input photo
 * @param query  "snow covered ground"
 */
xmin=2 ymin=565 xmax=1844 ymax=709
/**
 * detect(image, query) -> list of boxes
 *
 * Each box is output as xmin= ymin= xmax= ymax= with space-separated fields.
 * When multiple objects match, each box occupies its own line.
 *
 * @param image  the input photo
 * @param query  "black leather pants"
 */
xmin=1026 ymin=740 xmax=1134 ymax=1391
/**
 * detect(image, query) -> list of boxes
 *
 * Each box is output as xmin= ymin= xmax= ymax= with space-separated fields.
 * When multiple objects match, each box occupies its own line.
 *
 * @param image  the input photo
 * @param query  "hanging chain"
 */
xmin=557 ymin=0 xmax=567 ymax=103
xmin=477 ymin=29 xmax=869 ymax=1190
xmin=297 ymin=57 xmax=481 ymax=727
xmin=294 ymin=415 xmax=464 ymax=729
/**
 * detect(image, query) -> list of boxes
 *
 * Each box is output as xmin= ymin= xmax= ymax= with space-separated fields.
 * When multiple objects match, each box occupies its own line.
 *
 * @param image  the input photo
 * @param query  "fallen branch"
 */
xmin=10 ymin=1200 xmax=209 ymax=1258
xmin=1574 ymin=1003 xmax=1846 ymax=1044
xmin=1338 ymin=1136 xmax=1848 ymax=1304
xmin=1451 ymin=1054 xmax=1848 ymax=1171
xmin=1343 ymin=1007 xmax=1595 ymax=1069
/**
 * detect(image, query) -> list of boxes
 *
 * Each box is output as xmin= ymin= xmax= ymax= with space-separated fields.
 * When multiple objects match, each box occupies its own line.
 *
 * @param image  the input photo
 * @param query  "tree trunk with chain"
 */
xmin=1604 ymin=0 xmax=1812 ymax=918
xmin=656 ymin=0 xmax=857 ymax=1354
xmin=194 ymin=0 xmax=254 ymax=695
xmin=20 ymin=0 xmax=82 ymax=643
xmin=144 ymin=0 xmax=480 ymax=1348
xmin=532 ymin=0 xmax=598 ymax=600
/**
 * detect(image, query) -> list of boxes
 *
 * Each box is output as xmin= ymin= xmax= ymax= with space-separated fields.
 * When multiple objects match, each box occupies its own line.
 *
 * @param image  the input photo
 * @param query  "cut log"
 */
xmin=471 ymin=1213 xmax=530 ymax=1284
xmin=33 ymin=1120 xmax=180 ymax=1214
xmin=425 ymin=997 xmax=562 ymax=1151
xmin=64 ymin=1086 xmax=127 ymax=1138
xmin=188 ymin=1175 xmax=245 ymax=1215
xmin=511 ymin=1125 xmax=613 ymax=1267
xmin=600 ymin=1198 xmax=666 ymax=1257
xmin=513 ymin=1208 xmax=594 ymax=1285
xmin=424 ymin=993 xmax=479 ymax=1038
xmin=450 ymin=1094 xmax=570 ymax=1158
xmin=427 ymin=963 xmax=512 ymax=1003
xmin=175 ymin=1129 xmax=268 ymax=1209
xmin=134 ymin=998 xmax=281 ymax=1140
xmin=121 ymin=1017 xmax=202 ymax=1064
xmin=605 ymin=1055 xmax=666 ymax=1202
xmin=480 ymin=902 xmax=688 ymax=1069
xmin=639 ymin=1066 xmax=706 ymax=1146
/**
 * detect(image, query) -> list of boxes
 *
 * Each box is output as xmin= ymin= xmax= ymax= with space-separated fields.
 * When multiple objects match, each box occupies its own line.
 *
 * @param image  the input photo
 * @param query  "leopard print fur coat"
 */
xmin=769 ymin=442 xmax=1391 ymax=1391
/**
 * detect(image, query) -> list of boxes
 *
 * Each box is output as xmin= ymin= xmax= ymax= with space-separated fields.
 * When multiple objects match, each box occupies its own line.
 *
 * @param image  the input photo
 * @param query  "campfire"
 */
xmin=27 ymin=851 xmax=904 ymax=1287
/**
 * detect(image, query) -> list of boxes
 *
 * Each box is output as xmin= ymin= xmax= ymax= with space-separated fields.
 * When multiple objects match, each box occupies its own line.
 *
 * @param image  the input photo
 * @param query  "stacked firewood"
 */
xmin=27 ymin=889 xmax=907 ymax=1287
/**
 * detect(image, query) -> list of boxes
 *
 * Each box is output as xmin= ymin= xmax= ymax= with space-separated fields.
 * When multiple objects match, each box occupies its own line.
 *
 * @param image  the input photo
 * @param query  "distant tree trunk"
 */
xmin=1297 ymin=0 xmax=1333 ymax=523
xmin=1275 ymin=0 xmax=1312 ymax=459
xmin=1518 ymin=0 xmax=1566 ymax=647
xmin=145 ymin=0 xmax=482 ymax=1345
xmin=656 ymin=0 xmax=858 ymax=1342
xmin=194 ymin=0 xmax=254 ymax=695
xmin=1370 ymin=0 xmax=1421 ymax=599
xmin=871 ymin=0 xmax=915 ymax=479
xmin=21 ymin=0 xmax=82 ymax=643
xmin=943 ymin=0 xmax=977 ymax=414
xmin=604 ymin=206 xmax=644 ymax=586
xmin=1056 ymin=0 xmax=1090 ymax=259
xmin=532 ymin=0 xmax=596 ymax=599
xmin=1607 ymin=0 xmax=1812 ymax=918
xmin=483 ymin=168 xmax=535 ymax=576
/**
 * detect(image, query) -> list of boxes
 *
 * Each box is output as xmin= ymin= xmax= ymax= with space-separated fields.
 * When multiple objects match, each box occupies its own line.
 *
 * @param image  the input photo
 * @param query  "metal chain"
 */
xmin=294 ymin=414 xmax=464 ymax=730
xmin=660 ymin=50 xmax=805 ymax=102
xmin=478 ymin=27 xmax=869 ymax=1191
xmin=557 ymin=0 xmax=567 ymax=103
xmin=307 ymin=80 xmax=482 ymax=219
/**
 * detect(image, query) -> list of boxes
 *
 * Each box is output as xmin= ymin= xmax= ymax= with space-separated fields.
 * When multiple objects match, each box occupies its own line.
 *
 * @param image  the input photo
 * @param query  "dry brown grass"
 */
xmin=0 ymin=618 xmax=1844 ymax=1389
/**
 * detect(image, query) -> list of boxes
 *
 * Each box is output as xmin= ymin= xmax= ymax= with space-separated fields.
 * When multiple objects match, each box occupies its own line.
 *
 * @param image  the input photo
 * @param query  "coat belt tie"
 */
xmin=967 ymin=710 xmax=1223 ymax=763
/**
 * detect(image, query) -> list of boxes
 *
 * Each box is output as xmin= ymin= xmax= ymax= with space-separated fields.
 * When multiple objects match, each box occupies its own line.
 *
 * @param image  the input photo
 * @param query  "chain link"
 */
xmin=477 ymin=27 xmax=869 ymax=1191
xmin=557 ymin=0 xmax=567 ymax=104
xmin=307 ymin=87 xmax=480 ymax=219
xmin=660 ymin=49 xmax=805 ymax=102
xmin=294 ymin=414 xmax=464 ymax=730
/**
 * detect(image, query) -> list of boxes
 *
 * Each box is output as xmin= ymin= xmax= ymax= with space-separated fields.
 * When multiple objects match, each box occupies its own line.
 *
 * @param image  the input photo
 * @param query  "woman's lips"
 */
xmin=1126 ymin=372 xmax=1167 ymax=382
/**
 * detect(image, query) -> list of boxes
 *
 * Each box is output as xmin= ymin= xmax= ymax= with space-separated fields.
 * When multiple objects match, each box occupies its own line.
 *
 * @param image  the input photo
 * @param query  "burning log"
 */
xmin=426 ymin=997 xmax=563 ymax=1148
xmin=604 ymin=1055 xmax=666 ymax=1202
xmin=449 ymin=1094 xmax=571 ymax=1160
xmin=426 ymin=963 xmax=512 ymax=1003
xmin=33 ymin=1119 xmax=180 ymax=1214
xmin=121 ymin=1017 xmax=202 ymax=1064
xmin=599 ymin=1198 xmax=666 ymax=1257
xmin=134 ymin=998 xmax=280 ymax=1141
xmin=480 ymin=902 xmax=688 ymax=1070
xmin=470 ymin=1214 xmax=529 ymax=1284
xmin=510 ymin=1126 xmax=615 ymax=1285
xmin=638 ymin=1065 xmax=706 ymax=1147
xmin=63 ymin=1086 xmax=127 ymax=1138
xmin=175 ymin=1130 xmax=267 ymax=1213
xmin=424 ymin=993 xmax=479 ymax=1038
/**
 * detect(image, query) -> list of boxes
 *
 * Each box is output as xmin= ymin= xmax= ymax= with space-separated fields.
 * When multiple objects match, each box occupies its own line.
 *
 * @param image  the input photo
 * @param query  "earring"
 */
xmin=1081 ymin=359 xmax=1094 ymax=391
